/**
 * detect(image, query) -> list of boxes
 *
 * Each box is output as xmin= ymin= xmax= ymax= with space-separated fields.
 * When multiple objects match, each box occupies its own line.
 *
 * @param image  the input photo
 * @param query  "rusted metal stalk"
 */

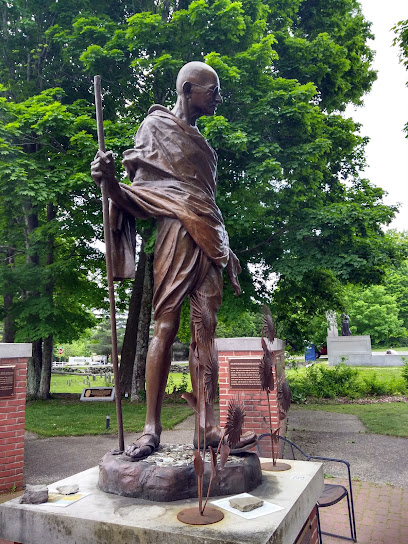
xmin=266 ymin=389 xmax=276 ymax=465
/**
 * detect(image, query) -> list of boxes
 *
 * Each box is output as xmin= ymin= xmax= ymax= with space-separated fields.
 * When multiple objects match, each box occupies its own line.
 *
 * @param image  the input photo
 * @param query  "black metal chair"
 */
xmin=257 ymin=433 xmax=357 ymax=544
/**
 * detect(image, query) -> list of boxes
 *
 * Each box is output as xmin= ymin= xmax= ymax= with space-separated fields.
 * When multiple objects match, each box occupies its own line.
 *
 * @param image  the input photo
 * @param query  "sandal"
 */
xmin=124 ymin=433 xmax=160 ymax=461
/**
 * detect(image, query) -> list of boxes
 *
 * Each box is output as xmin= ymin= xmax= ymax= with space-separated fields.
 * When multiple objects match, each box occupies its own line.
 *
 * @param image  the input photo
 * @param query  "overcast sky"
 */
xmin=346 ymin=1 xmax=408 ymax=232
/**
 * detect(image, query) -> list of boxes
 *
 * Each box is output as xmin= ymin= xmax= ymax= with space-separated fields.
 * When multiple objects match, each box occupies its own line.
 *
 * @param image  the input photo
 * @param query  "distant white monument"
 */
xmin=326 ymin=312 xmax=405 ymax=367
xmin=326 ymin=310 xmax=338 ymax=337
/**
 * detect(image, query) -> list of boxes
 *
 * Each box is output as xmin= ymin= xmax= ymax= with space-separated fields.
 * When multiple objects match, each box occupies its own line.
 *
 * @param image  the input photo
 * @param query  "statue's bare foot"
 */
xmin=124 ymin=433 xmax=159 ymax=461
xmin=194 ymin=425 xmax=257 ymax=451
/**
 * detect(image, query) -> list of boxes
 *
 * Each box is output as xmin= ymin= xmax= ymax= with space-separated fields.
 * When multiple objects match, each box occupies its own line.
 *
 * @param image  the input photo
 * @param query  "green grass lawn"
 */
xmin=50 ymin=373 xmax=110 ymax=393
xmin=50 ymin=371 xmax=192 ymax=395
xmin=290 ymin=402 xmax=408 ymax=437
xmin=27 ymin=371 xmax=193 ymax=437
xmin=25 ymin=398 xmax=193 ymax=437
xmin=287 ymin=363 xmax=405 ymax=382
xmin=35 ymin=367 xmax=407 ymax=438
xmin=372 ymin=346 xmax=408 ymax=352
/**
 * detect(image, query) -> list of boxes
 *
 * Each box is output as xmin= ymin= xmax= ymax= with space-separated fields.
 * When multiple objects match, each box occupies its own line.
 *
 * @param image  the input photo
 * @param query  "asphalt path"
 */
xmin=286 ymin=409 xmax=408 ymax=489
xmin=23 ymin=408 xmax=408 ymax=488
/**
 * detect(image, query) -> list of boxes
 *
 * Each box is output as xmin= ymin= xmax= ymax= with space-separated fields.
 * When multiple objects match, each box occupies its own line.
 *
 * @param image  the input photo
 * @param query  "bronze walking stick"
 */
xmin=94 ymin=75 xmax=124 ymax=452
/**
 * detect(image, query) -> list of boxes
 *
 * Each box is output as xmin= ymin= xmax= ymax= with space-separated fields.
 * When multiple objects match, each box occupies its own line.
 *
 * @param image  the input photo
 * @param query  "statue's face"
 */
xmin=188 ymin=71 xmax=222 ymax=117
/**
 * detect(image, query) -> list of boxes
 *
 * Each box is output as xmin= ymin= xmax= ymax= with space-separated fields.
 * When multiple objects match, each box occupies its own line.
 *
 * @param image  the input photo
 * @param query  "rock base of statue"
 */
xmin=98 ymin=444 xmax=262 ymax=502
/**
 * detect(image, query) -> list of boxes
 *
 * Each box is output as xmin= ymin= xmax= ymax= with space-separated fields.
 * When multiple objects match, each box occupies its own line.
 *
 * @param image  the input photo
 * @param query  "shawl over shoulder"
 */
xmin=110 ymin=106 xmax=230 ymax=279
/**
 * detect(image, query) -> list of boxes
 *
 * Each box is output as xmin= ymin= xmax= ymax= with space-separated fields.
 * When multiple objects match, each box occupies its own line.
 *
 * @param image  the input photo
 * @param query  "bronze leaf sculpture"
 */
xmin=262 ymin=304 xmax=276 ymax=344
xmin=259 ymin=307 xmax=291 ymax=471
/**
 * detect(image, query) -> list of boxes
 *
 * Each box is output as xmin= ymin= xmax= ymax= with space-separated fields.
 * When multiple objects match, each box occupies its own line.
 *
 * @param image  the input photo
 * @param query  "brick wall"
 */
xmin=219 ymin=353 xmax=280 ymax=434
xmin=217 ymin=338 xmax=287 ymax=456
xmin=294 ymin=506 xmax=319 ymax=544
xmin=0 ymin=344 xmax=31 ymax=495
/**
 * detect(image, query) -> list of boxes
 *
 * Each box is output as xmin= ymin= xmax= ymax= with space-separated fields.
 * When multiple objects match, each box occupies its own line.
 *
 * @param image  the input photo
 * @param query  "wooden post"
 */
xmin=94 ymin=75 xmax=124 ymax=452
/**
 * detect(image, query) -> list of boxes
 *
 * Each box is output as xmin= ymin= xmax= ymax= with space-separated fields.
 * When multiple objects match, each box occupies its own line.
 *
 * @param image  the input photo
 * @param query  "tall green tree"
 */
xmin=344 ymin=284 xmax=407 ymax=346
xmin=0 ymin=87 xmax=107 ymax=397
xmin=386 ymin=259 xmax=408 ymax=331
xmin=73 ymin=1 xmax=401 ymax=346
xmin=394 ymin=18 xmax=408 ymax=138
xmin=1 ymin=0 xmax=404 ymax=397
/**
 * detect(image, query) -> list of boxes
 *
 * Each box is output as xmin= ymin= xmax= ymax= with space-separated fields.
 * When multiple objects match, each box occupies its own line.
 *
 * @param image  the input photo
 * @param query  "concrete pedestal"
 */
xmin=0 ymin=460 xmax=323 ymax=544
xmin=327 ymin=335 xmax=372 ymax=365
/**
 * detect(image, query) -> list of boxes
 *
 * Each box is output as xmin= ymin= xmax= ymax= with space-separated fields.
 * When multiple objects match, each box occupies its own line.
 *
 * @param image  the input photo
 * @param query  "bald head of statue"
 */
xmin=176 ymin=62 xmax=218 ymax=93
xmin=172 ymin=61 xmax=222 ymax=126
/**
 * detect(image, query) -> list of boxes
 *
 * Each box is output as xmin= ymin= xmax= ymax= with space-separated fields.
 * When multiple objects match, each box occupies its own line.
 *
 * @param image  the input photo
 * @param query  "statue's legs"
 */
xmin=125 ymin=309 xmax=180 ymax=459
xmin=125 ymin=220 xmax=255 ymax=458
xmin=189 ymin=265 xmax=256 ymax=450
xmin=144 ymin=310 xmax=181 ymax=436
xmin=189 ymin=265 xmax=222 ymax=448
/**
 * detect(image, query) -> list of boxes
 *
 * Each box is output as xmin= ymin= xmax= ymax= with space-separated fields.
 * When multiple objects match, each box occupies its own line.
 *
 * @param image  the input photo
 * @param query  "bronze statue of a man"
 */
xmin=91 ymin=62 xmax=255 ymax=459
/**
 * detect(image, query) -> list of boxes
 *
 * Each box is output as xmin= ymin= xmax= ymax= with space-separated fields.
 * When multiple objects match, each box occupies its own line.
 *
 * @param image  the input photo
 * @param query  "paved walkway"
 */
xmin=319 ymin=478 xmax=408 ymax=544
xmin=287 ymin=409 xmax=408 ymax=488
xmin=287 ymin=409 xmax=408 ymax=544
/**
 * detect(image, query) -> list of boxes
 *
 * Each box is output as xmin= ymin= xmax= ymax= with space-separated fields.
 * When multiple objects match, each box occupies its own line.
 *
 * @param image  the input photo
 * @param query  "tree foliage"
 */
xmin=394 ymin=18 xmax=408 ymax=138
xmin=0 ymin=0 xmax=405 ymax=396
xmin=344 ymin=284 xmax=407 ymax=346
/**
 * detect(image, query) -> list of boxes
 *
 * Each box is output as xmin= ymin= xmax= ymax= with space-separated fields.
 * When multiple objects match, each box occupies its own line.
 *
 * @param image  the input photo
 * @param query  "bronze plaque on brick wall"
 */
xmin=0 ymin=366 xmax=16 ymax=398
xmin=229 ymin=358 xmax=261 ymax=390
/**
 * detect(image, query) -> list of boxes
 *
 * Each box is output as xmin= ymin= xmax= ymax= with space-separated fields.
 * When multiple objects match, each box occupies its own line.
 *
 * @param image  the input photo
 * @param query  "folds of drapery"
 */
xmin=108 ymin=105 xmax=230 ymax=281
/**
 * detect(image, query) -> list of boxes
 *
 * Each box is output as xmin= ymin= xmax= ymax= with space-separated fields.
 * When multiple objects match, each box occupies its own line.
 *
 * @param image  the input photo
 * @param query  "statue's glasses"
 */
xmin=190 ymin=83 xmax=221 ymax=100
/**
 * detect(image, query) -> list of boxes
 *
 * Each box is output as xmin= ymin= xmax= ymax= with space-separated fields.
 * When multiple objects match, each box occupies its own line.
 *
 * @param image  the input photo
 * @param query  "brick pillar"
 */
xmin=217 ymin=337 xmax=287 ymax=456
xmin=294 ymin=506 xmax=319 ymax=544
xmin=0 ymin=343 xmax=32 ymax=494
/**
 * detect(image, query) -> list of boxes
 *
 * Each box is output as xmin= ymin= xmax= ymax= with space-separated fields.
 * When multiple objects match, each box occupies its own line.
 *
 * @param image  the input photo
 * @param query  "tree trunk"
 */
xmin=38 ymin=203 xmax=56 ymax=400
xmin=23 ymin=201 xmax=39 ymax=263
xmin=3 ymin=292 xmax=15 ymax=342
xmin=119 ymin=245 xmax=147 ymax=395
xmin=27 ymin=339 xmax=42 ymax=399
xmin=3 ymin=249 xmax=16 ymax=342
xmin=24 ymin=200 xmax=42 ymax=398
xmin=39 ymin=335 xmax=53 ymax=399
xmin=131 ymin=252 xmax=153 ymax=402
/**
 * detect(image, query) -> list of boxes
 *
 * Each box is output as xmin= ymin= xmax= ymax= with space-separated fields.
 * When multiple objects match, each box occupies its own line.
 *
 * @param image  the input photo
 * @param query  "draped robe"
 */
xmin=110 ymin=105 xmax=230 ymax=319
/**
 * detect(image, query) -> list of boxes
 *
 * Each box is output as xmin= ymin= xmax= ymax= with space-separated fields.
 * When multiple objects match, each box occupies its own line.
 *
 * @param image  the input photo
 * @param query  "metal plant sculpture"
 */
xmin=259 ymin=306 xmax=291 ymax=471
xmin=259 ymin=337 xmax=278 ymax=465
xmin=224 ymin=398 xmax=246 ymax=448
xmin=203 ymin=342 xmax=219 ymax=405
xmin=178 ymin=336 xmax=246 ymax=525
xmin=278 ymin=380 xmax=291 ymax=420
xmin=261 ymin=304 xmax=276 ymax=343
xmin=200 ymin=399 xmax=244 ymax=514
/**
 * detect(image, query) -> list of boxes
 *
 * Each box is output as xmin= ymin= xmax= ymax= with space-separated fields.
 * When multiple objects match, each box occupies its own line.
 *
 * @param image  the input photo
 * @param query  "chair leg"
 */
xmin=349 ymin=488 xmax=357 ymax=541
xmin=345 ymin=493 xmax=354 ymax=541
xmin=318 ymin=493 xmax=357 ymax=543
